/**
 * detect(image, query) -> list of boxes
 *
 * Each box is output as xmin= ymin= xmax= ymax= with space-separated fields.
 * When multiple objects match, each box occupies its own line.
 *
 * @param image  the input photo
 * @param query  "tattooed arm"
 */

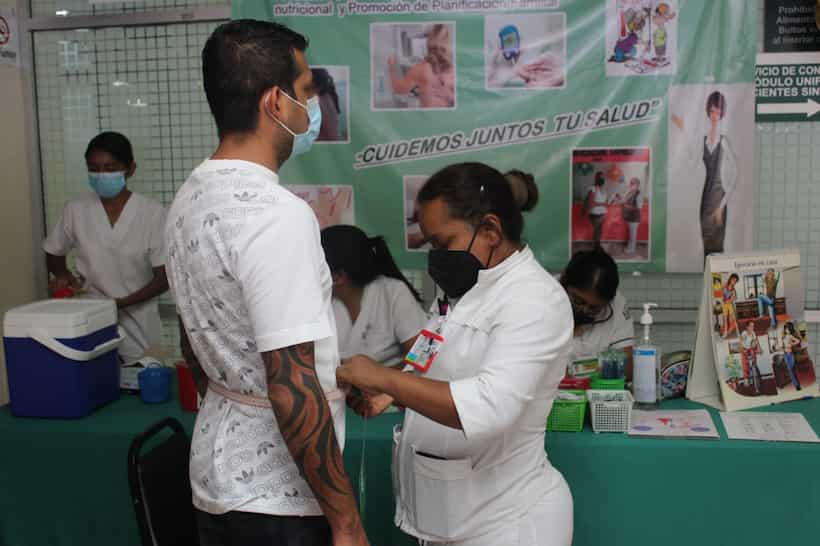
xmin=263 ymin=343 xmax=369 ymax=546
xmin=178 ymin=316 xmax=208 ymax=398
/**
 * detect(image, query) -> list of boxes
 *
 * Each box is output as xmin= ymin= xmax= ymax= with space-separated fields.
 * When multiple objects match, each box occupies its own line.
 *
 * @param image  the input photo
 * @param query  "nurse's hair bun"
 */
xmin=504 ymin=169 xmax=539 ymax=212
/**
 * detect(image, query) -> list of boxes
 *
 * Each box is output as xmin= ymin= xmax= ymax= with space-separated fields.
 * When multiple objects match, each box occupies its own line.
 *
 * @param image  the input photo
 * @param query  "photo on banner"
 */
xmin=569 ymin=147 xmax=651 ymax=262
xmin=403 ymin=175 xmax=430 ymax=252
xmin=484 ymin=12 xmax=566 ymax=90
xmin=286 ymin=185 xmax=354 ymax=229
xmin=370 ymin=22 xmax=456 ymax=110
xmin=606 ymin=0 xmax=678 ymax=76
xmin=666 ymin=83 xmax=756 ymax=272
xmin=311 ymin=65 xmax=350 ymax=143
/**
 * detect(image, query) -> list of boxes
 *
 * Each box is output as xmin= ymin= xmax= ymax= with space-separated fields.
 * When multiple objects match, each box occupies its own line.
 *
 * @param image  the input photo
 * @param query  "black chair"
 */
xmin=128 ymin=418 xmax=200 ymax=546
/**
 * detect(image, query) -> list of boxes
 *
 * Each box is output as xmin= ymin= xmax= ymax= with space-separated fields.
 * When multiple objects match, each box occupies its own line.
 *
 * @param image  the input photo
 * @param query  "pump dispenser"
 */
xmin=633 ymin=303 xmax=661 ymax=408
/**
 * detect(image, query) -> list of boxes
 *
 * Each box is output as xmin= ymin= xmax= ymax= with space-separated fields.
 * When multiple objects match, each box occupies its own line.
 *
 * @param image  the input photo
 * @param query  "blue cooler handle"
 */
xmin=29 ymin=328 xmax=124 ymax=362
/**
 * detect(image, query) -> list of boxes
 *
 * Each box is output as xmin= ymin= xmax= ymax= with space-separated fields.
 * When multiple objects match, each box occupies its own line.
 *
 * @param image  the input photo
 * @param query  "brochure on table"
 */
xmin=629 ymin=409 xmax=719 ymax=439
xmin=687 ymin=249 xmax=817 ymax=411
xmin=720 ymin=412 xmax=820 ymax=443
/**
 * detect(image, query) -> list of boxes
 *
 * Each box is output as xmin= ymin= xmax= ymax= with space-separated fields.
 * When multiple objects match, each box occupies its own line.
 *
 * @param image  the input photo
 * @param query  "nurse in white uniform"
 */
xmin=338 ymin=162 xmax=574 ymax=546
xmin=321 ymin=224 xmax=428 ymax=369
xmin=559 ymin=249 xmax=635 ymax=379
xmin=43 ymin=132 xmax=169 ymax=362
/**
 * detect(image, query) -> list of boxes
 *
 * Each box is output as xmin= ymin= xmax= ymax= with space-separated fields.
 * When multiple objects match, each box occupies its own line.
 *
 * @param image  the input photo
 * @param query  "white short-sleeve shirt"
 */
xmin=570 ymin=292 xmax=635 ymax=363
xmin=394 ymin=247 xmax=574 ymax=542
xmin=333 ymin=275 xmax=428 ymax=366
xmin=42 ymin=192 xmax=167 ymax=361
xmin=165 ymin=159 xmax=343 ymax=517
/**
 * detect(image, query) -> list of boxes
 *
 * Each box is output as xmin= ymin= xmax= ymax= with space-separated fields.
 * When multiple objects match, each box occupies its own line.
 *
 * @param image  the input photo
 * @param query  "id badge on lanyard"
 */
xmin=404 ymin=298 xmax=448 ymax=373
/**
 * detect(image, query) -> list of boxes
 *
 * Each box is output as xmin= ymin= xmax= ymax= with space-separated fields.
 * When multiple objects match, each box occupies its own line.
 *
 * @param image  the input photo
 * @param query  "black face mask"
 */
xmin=427 ymin=229 xmax=492 ymax=299
xmin=561 ymin=277 xmax=613 ymax=326
xmin=572 ymin=303 xmax=613 ymax=326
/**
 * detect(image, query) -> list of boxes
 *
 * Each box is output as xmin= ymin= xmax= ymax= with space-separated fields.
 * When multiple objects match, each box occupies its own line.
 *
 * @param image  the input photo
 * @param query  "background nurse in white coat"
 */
xmin=559 ymin=249 xmax=634 ymax=379
xmin=321 ymin=224 xmax=428 ymax=368
xmin=338 ymin=162 xmax=574 ymax=546
xmin=43 ymin=132 xmax=169 ymax=362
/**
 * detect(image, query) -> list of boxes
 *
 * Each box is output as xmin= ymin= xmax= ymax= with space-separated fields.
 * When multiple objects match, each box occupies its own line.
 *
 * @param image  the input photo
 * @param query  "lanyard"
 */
xmin=434 ymin=297 xmax=450 ymax=333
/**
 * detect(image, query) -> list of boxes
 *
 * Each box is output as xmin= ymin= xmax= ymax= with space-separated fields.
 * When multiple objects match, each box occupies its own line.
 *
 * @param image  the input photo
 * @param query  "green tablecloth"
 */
xmin=1 ymin=385 xmax=818 ymax=546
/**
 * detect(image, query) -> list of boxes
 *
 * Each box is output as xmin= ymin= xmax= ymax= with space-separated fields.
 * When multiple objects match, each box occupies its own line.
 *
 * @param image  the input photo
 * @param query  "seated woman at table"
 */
xmin=559 ymin=248 xmax=635 ymax=379
xmin=321 ymin=225 xmax=428 ymax=373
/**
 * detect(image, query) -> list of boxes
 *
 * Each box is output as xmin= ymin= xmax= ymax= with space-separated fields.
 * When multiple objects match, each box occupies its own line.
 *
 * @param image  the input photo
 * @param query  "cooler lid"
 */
xmin=3 ymin=298 xmax=117 ymax=332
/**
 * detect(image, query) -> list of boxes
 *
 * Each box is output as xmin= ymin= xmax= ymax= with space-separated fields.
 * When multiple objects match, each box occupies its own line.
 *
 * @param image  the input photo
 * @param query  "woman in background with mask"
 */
xmin=559 ymin=248 xmax=634 ymax=379
xmin=43 ymin=131 xmax=168 ymax=362
xmin=337 ymin=162 xmax=574 ymax=546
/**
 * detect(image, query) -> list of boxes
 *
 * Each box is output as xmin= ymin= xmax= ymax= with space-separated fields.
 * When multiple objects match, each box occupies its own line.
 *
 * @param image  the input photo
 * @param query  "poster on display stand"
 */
xmin=687 ymin=249 xmax=818 ymax=412
xmin=232 ymin=0 xmax=757 ymax=273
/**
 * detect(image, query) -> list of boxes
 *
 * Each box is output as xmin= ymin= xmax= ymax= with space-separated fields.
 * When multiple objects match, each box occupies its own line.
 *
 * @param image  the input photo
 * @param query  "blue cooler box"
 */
xmin=3 ymin=299 xmax=123 ymax=418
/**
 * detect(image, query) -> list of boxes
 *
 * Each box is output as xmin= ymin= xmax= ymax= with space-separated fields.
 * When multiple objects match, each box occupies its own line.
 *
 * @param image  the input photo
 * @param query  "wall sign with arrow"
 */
xmin=756 ymin=52 xmax=820 ymax=121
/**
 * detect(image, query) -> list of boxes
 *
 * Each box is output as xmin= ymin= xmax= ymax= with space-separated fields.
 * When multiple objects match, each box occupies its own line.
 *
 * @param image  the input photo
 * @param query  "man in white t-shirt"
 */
xmin=165 ymin=20 xmax=367 ymax=546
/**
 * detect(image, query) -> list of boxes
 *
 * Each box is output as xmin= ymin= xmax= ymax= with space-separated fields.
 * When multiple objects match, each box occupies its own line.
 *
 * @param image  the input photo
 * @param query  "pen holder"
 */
xmin=587 ymin=390 xmax=633 ymax=433
xmin=547 ymin=390 xmax=587 ymax=432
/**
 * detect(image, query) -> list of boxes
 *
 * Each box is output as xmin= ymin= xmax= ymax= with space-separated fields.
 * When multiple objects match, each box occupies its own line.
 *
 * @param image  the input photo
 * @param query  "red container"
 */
xmin=559 ymin=376 xmax=591 ymax=390
xmin=52 ymin=287 xmax=75 ymax=299
xmin=176 ymin=361 xmax=199 ymax=412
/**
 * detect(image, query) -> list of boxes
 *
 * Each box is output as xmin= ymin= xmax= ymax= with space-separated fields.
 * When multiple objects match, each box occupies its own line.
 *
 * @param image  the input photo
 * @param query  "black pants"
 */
xmin=196 ymin=508 xmax=331 ymax=546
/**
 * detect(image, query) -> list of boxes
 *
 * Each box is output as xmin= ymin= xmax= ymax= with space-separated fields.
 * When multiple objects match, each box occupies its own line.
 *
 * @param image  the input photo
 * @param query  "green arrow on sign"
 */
xmin=756 ymin=98 xmax=820 ymax=118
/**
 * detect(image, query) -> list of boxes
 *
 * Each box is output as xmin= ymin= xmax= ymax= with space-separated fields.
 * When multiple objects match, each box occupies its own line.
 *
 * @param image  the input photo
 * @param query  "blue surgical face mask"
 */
xmin=88 ymin=171 xmax=126 ymax=199
xmin=272 ymin=91 xmax=322 ymax=157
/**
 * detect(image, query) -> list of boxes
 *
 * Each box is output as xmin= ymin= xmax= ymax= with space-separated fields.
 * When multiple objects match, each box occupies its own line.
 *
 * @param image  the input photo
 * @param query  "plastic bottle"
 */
xmin=633 ymin=303 xmax=661 ymax=409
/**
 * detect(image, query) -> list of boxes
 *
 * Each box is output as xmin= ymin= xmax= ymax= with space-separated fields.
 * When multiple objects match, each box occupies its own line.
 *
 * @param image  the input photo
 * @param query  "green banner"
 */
xmin=233 ymin=0 xmax=757 ymax=273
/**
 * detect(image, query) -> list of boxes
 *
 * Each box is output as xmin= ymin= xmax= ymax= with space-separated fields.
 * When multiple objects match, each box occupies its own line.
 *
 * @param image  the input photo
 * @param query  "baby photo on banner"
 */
xmin=484 ymin=12 xmax=566 ymax=90
xmin=666 ymin=83 xmax=756 ymax=272
xmin=370 ymin=22 xmax=455 ymax=110
xmin=311 ymin=65 xmax=350 ymax=143
xmin=570 ymin=148 xmax=651 ymax=262
xmin=606 ymin=0 xmax=678 ymax=76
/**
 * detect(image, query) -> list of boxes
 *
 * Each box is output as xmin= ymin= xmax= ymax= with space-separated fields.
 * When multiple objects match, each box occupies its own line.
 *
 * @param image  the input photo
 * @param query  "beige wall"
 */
xmin=0 ymin=0 xmax=41 ymax=405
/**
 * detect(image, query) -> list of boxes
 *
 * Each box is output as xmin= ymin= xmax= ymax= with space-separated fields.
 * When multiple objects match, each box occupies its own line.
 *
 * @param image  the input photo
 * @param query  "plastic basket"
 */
xmin=546 ymin=390 xmax=587 ymax=432
xmin=590 ymin=374 xmax=625 ymax=390
xmin=587 ymin=390 xmax=633 ymax=433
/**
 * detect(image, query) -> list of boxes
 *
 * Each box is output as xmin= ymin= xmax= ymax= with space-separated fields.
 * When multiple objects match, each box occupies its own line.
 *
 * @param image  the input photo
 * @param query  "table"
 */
xmin=1 ymin=386 xmax=818 ymax=546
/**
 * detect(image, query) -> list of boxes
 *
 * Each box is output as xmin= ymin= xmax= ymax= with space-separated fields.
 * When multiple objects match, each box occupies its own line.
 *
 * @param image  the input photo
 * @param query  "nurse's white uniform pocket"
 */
xmin=412 ymin=451 xmax=473 ymax=539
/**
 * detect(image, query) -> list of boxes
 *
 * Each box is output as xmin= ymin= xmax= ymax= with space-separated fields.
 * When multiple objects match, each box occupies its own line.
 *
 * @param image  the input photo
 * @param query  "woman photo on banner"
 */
xmin=667 ymin=82 xmax=755 ymax=272
xmin=671 ymin=91 xmax=738 ymax=262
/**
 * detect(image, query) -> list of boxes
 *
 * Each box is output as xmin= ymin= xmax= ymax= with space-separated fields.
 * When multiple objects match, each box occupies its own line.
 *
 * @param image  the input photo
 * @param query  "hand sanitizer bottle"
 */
xmin=633 ymin=303 xmax=661 ymax=409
